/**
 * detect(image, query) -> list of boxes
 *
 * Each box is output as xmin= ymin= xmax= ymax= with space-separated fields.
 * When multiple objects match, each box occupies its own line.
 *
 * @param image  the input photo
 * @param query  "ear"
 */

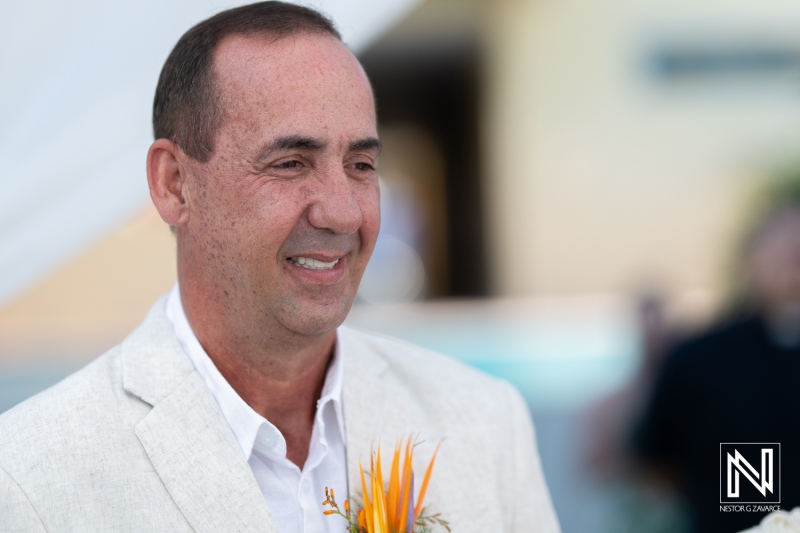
xmin=147 ymin=138 xmax=189 ymax=227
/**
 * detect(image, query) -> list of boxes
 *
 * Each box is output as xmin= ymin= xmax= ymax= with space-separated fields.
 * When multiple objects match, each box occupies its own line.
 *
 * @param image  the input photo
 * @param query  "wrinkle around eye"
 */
xmin=345 ymin=167 xmax=379 ymax=185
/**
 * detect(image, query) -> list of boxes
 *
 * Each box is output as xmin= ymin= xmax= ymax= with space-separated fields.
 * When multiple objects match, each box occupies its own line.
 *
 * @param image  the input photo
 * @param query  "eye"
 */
xmin=353 ymin=162 xmax=375 ymax=172
xmin=266 ymin=158 xmax=307 ymax=177
xmin=276 ymin=160 xmax=302 ymax=169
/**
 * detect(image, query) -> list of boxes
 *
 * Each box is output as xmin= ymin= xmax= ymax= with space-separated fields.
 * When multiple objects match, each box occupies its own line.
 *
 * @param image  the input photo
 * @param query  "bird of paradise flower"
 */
xmin=322 ymin=436 xmax=450 ymax=533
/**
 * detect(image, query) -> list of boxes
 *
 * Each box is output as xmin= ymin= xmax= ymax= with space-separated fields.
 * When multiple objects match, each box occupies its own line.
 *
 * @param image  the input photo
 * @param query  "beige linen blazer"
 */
xmin=0 ymin=298 xmax=559 ymax=532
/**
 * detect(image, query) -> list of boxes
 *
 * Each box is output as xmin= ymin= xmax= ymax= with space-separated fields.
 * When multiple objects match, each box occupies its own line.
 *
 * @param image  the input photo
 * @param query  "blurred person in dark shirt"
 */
xmin=635 ymin=200 xmax=800 ymax=533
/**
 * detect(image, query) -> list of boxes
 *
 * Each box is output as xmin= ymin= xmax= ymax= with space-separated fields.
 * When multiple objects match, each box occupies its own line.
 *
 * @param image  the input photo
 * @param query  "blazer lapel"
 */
xmin=122 ymin=299 xmax=278 ymax=533
xmin=340 ymin=326 xmax=388 ymax=493
xmin=339 ymin=327 xmax=453 ymax=520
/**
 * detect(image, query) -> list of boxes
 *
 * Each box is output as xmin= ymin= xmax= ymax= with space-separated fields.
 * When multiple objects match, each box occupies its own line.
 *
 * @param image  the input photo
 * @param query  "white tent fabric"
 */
xmin=0 ymin=0 xmax=420 ymax=306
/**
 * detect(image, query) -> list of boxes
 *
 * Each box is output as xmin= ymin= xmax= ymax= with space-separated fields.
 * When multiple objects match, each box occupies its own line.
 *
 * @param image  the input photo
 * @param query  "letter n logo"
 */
xmin=720 ymin=443 xmax=780 ymax=504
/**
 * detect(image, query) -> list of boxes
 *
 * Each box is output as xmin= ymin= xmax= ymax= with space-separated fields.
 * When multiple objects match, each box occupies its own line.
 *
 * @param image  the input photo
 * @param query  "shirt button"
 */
xmin=262 ymin=434 xmax=275 ymax=447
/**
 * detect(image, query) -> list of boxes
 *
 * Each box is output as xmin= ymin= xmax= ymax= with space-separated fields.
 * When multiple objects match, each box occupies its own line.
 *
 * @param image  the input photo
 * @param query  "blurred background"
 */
xmin=5 ymin=0 xmax=800 ymax=531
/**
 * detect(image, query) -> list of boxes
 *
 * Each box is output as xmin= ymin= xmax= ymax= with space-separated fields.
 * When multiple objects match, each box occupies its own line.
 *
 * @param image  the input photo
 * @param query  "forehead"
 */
xmin=211 ymin=32 xmax=376 ymax=139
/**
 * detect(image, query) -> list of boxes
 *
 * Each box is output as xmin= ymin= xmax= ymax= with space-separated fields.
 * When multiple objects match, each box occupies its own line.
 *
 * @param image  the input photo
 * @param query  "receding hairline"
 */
xmin=206 ymin=31 xmax=373 ymax=128
xmin=211 ymin=29 xmax=340 ymax=76
xmin=209 ymin=29 xmax=361 ymax=83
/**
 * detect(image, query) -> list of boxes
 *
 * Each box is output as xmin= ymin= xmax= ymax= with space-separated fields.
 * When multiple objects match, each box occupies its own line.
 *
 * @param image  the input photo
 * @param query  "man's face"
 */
xmin=179 ymin=33 xmax=380 ymax=337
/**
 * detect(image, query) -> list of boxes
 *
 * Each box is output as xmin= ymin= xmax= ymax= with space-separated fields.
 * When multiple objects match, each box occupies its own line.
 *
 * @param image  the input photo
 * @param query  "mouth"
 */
xmin=288 ymin=256 xmax=340 ymax=271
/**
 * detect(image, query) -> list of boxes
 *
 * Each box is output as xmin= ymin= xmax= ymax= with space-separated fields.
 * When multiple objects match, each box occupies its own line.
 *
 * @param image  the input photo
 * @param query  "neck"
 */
xmin=179 ymin=279 xmax=337 ymax=468
xmin=209 ymin=330 xmax=336 ymax=468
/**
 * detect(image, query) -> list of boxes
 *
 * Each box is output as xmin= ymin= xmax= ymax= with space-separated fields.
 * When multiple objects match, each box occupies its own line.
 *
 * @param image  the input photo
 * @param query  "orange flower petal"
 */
xmin=360 ymin=460 xmax=374 ymax=532
xmin=398 ymin=437 xmax=414 ymax=533
xmin=414 ymin=440 xmax=442 ymax=520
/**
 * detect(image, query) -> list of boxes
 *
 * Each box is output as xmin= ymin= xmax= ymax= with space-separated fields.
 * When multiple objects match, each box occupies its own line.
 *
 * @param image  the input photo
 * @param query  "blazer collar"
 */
xmin=121 ymin=296 xmax=193 ymax=406
xmin=121 ymin=297 xmax=278 ymax=533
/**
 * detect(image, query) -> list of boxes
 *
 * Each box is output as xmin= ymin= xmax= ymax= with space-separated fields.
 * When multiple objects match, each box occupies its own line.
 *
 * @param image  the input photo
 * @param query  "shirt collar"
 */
xmin=164 ymin=284 xmax=346 ymax=460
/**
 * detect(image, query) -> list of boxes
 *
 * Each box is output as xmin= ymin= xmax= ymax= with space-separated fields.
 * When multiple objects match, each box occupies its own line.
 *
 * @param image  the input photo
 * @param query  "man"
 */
xmin=0 ymin=3 xmax=559 ymax=532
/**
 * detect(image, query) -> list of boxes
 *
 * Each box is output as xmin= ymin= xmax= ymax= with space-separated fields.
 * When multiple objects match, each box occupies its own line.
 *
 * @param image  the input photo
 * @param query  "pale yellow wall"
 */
xmin=483 ymin=0 xmax=800 ymax=314
xmin=0 ymin=207 xmax=176 ymax=366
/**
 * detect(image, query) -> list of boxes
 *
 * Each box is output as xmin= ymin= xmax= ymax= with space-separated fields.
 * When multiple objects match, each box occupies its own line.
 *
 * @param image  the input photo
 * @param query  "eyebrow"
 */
xmin=271 ymin=135 xmax=326 ymax=151
xmin=349 ymin=137 xmax=383 ymax=154
xmin=271 ymin=135 xmax=382 ymax=154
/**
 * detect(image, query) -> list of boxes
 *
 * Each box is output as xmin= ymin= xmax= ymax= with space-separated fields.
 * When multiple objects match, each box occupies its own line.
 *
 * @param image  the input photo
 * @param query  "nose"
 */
xmin=307 ymin=168 xmax=363 ymax=235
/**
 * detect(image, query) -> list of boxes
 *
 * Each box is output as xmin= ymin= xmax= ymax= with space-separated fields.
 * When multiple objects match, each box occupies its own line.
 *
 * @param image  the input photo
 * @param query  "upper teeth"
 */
xmin=290 ymin=257 xmax=339 ymax=270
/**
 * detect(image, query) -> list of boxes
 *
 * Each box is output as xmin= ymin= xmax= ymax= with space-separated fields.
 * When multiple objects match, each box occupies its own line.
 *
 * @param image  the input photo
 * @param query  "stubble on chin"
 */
xmin=267 ymin=280 xmax=358 ymax=338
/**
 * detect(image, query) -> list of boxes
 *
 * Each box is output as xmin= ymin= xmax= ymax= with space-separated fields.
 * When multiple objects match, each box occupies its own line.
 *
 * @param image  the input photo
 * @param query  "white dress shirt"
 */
xmin=165 ymin=285 xmax=349 ymax=533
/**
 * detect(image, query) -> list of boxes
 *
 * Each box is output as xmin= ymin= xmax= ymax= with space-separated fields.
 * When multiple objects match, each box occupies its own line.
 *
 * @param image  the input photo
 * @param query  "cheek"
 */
xmin=358 ymin=184 xmax=381 ymax=251
xmin=250 ymin=183 xmax=316 ymax=249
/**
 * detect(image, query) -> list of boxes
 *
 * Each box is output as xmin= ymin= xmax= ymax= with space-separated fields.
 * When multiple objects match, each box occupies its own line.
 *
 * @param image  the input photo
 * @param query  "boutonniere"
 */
xmin=323 ymin=436 xmax=450 ymax=532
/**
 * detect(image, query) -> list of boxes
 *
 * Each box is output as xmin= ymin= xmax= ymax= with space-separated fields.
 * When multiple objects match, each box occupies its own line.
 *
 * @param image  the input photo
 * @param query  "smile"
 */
xmin=288 ymin=256 xmax=340 ymax=270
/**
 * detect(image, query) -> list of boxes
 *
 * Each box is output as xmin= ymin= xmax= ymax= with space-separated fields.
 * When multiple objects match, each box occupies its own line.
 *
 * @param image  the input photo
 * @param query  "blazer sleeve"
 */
xmin=0 ymin=466 xmax=47 ymax=533
xmin=504 ymin=383 xmax=561 ymax=533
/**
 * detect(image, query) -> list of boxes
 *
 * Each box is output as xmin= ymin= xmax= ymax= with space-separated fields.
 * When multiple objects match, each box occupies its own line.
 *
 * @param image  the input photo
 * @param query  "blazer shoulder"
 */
xmin=0 ymin=294 xmax=183 ymax=446
xmin=0 ymin=345 xmax=128 ymax=443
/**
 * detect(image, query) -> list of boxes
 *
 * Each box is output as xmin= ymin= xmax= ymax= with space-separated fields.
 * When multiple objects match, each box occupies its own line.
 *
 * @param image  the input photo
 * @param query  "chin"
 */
xmin=281 ymin=302 xmax=352 ymax=337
